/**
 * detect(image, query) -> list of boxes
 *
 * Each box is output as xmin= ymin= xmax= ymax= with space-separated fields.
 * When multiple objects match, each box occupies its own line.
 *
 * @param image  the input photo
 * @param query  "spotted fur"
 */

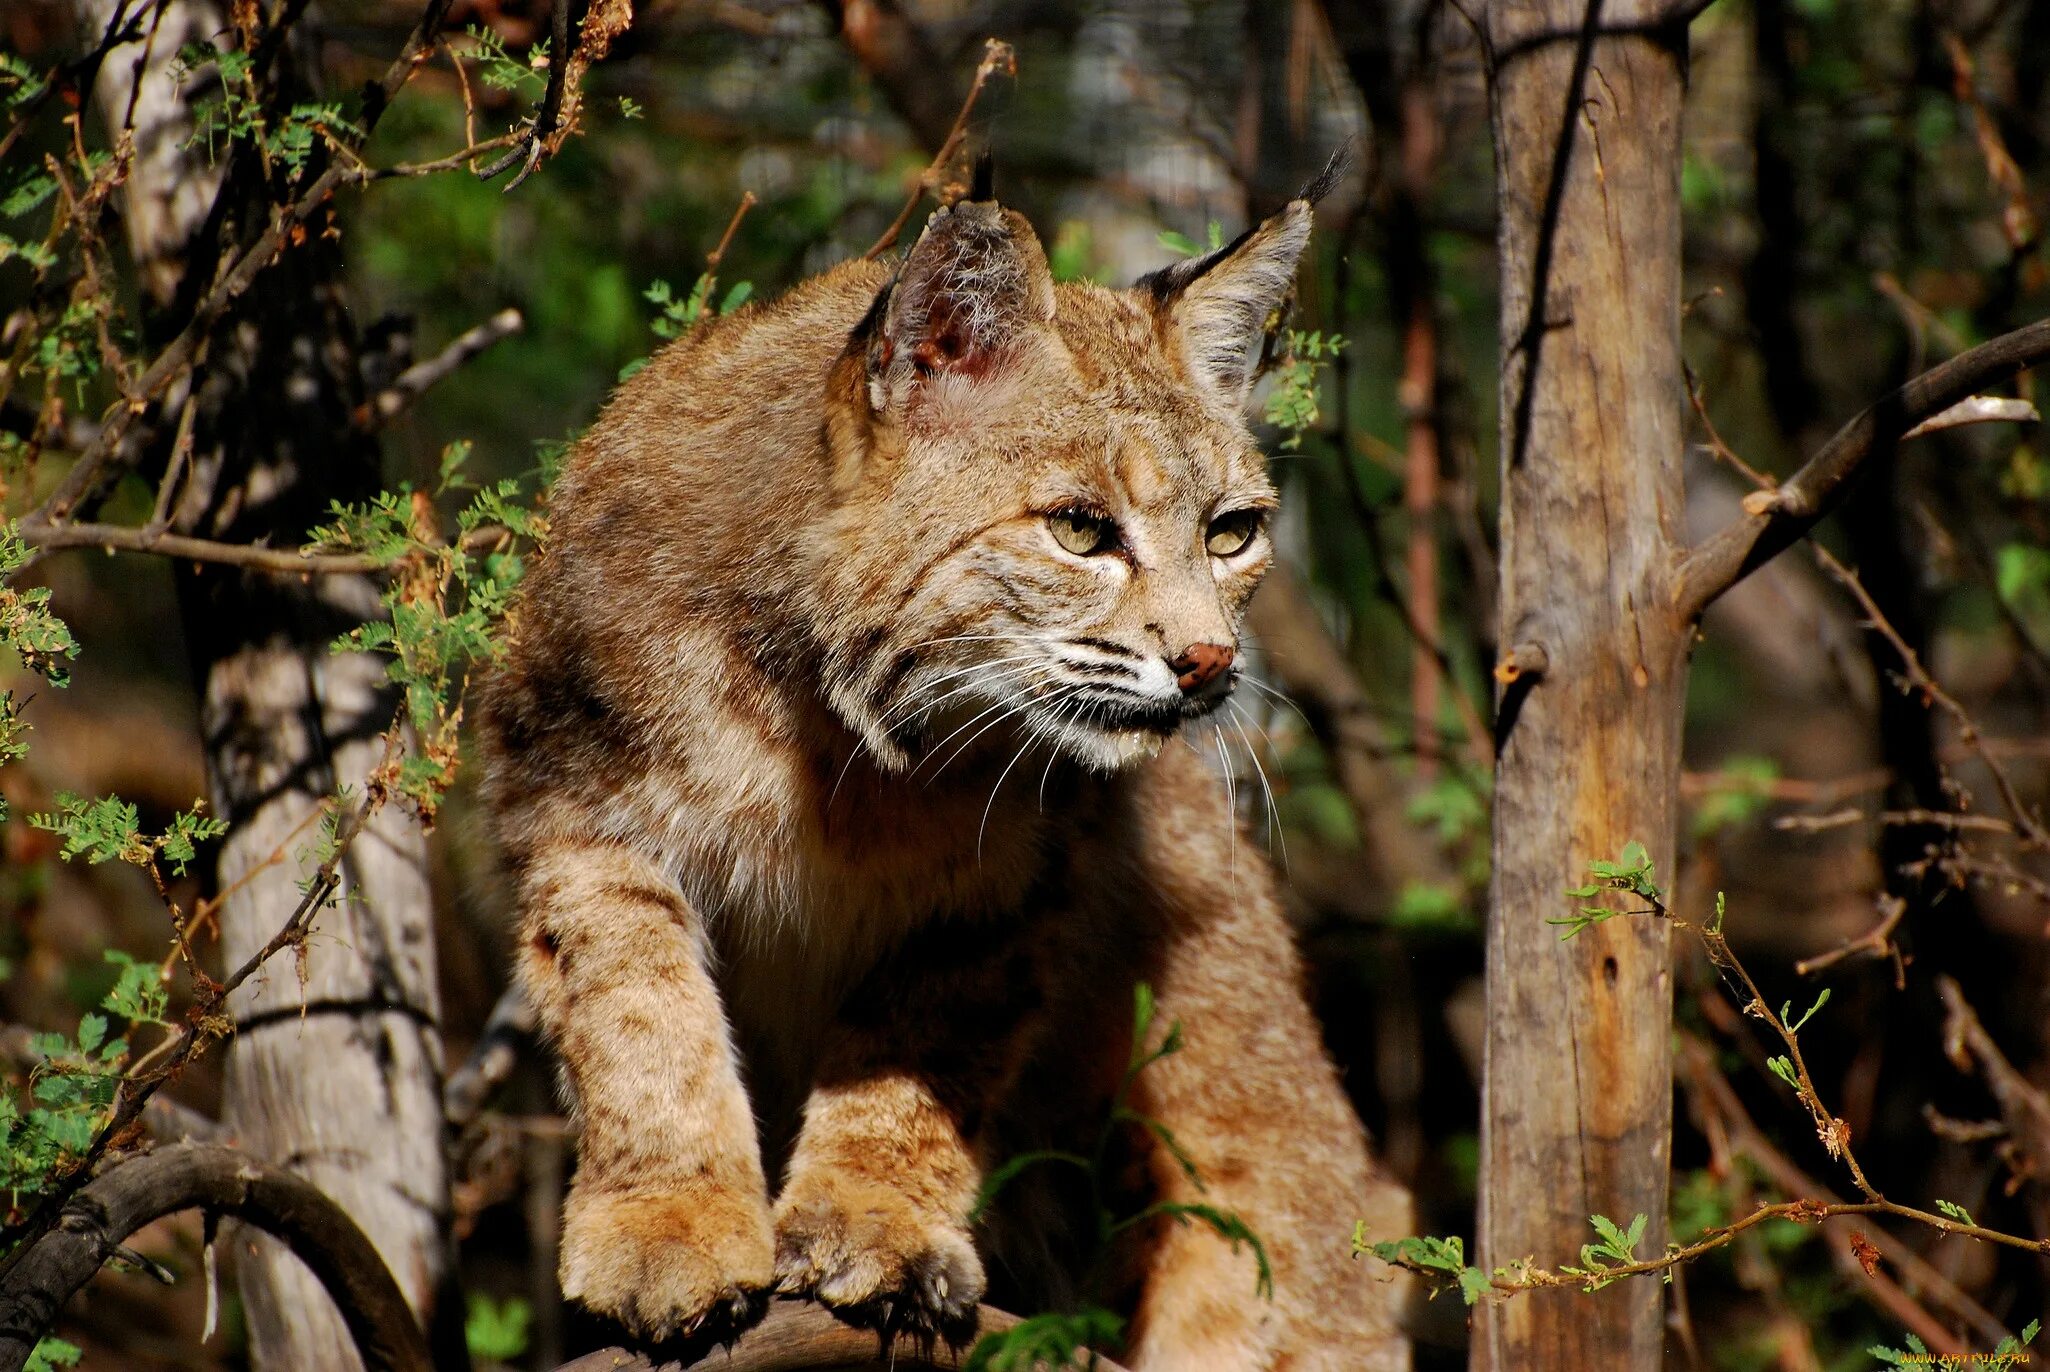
xmin=479 ymin=186 xmax=1412 ymax=1369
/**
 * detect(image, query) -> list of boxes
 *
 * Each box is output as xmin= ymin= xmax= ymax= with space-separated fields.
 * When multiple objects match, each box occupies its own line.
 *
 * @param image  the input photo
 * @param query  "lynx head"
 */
xmin=811 ymin=169 xmax=1329 ymax=775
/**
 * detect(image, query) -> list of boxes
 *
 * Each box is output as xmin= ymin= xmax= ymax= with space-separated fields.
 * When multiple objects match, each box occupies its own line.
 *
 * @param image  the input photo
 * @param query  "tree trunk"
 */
xmin=1473 ymin=3 xmax=1689 ymax=1367
xmin=85 ymin=10 xmax=457 ymax=1367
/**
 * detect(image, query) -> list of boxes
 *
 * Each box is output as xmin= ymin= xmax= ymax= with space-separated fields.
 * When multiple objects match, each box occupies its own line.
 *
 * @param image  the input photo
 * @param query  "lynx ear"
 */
xmin=862 ymin=194 xmax=1055 ymax=413
xmin=1139 ymin=201 xmax=1314 ymax=406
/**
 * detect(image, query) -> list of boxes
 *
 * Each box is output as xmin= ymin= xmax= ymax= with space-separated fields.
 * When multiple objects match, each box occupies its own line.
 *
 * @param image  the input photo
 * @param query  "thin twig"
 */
xmin=359 ymin=308 xmax=524 ymax=427
xmin=863 ymin=39 xmax=1016 ymax=260
xmin=15 ymin=522 xmax=509 ymax=576
xmin=1679 ymin=316 xmax=2050 ymax=619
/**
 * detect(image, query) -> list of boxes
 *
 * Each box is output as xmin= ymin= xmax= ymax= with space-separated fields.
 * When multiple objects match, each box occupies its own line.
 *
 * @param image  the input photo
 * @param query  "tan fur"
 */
xmin=480 ymin=191 xmax=1411 ymax=1367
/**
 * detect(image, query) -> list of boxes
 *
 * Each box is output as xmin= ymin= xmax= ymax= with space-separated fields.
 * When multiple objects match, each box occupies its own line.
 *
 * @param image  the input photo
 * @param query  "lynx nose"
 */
xmin=1170 ymin=642 xmax=1235 ymax=694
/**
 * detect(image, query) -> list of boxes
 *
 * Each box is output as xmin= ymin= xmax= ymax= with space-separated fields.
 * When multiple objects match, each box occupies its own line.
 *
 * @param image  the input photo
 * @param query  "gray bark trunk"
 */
xmin=1473 ymin=3 xmax=1690 ymax=1367
xmin=85 ymin=8 xmax=455 ymax=1367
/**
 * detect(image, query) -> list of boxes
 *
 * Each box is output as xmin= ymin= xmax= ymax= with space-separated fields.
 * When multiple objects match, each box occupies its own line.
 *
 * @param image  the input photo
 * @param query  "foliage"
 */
xmin=617 ymin=273 xmax=755 ymax=379
xmin=0 ymin=951 xmax=172 ymax=1220
xmin=464 ymin=1293 xmax=532 ymax=1362
xmin=1689 ymin=755 xmax=1780 ymax=837
xmin=966 ymin=983 xmax=1270 ymax=1369
xmin=312 ymin=442 xmax=547 ymax=819
xmin=462 ymin=25 xmax=549 ymax=97
xmin=1548 ymin=840 xmax=1659 ymax=940
xmin=964 ymin=1308 xmax=1125 ymax=1372
xmin=1871 ymin=1318 xmax=2037 ymax=1370
xmin=174 ymin=42 xmax=363 ymax=176
xmin=0 ymin=524 xmax=80 ymax=688
xmin=22 ymin=1337 xmax=80 ymax=1372
xmin=1156 ymin=221 xmax=1224 ymax=258
xmin=26 ymin=794 xmax=225 ymax=877
xmin=1263 ymin=329 xmax=1345 ymax=451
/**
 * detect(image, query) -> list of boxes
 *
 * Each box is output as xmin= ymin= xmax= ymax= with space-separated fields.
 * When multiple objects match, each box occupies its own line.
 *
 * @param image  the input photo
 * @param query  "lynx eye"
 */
xmin=1206 ymin=509 xmax=1264 ymax=558
xmin=1048 ymin=508 xmax=1118 ymax=556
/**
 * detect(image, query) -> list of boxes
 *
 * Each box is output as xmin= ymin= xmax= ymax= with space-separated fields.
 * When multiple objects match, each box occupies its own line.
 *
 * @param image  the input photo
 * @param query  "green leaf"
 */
xmin=969 ymin=1149 xmax=1091 ymax=1223
xmin=963 ymin=1307 xmax=1123 ymax=1372
xmin=1933 ymin=1198 xmax=1975 ymax=1227
xmin=1456 ymin=1266 xmax=1491 ymax=1305
xmin=1786 ymin=987 xmax=1830 ymax=1034
xmin=465 ymin=1293 xmax=531 ymax=1362
xmin=1129 ymin=981 xmax=1156 ymax=1064
xmin=24 ymin=1337 xmax=81 ymax=1372
xmin=75 ymin=1014 xmax=105 ymax=1057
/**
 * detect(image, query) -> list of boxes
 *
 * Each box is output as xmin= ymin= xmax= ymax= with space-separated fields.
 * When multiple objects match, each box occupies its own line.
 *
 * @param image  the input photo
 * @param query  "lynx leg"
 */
xmin=774 ymin=917 xmax=1053 ymax=1343
xmin=516 ymin=837 xmax=774 ymax=1343
xmin=1121 ymin=861 xmax=1412 ymax=1372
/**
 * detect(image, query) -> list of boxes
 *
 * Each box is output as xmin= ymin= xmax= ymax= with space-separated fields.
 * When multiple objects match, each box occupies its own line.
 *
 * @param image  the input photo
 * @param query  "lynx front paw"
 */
xmin=560 ymin=1182 xmax=774 ymax=1344
xmin=773 ymin=1177 xmax=984 ymax=1342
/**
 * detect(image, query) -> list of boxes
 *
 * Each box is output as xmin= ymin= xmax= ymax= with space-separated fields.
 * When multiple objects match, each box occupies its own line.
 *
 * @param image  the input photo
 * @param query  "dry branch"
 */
xmin=14 ymin=521 xmax=510 ymax=576
xmin=445 ymin=983 xmax=537 ymax=1133
xmin=361 ymin=307 xmax=524 ymax=427
xmin=1679 ymin=317 xmax=2050 ymax=620
xmin=863 ymin=38 xmax=1015 ymax=260
xmin=0 ymin=1143 xmax=431 ymax=1372
xmin=554 ymin=1301 xmax=1134 ymax=1372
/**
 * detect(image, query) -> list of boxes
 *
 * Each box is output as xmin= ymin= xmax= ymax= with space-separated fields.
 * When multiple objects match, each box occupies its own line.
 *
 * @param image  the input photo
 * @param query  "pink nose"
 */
xmin=1170 ymin=642 xmax=1235 ymax=694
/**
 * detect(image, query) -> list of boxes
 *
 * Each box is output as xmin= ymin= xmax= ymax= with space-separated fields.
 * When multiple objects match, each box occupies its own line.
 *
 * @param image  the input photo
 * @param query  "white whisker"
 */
xmin=976 ymin=683 xmax=1088 ymax=862
xmin=1228 ymin=700 xmax=1289 ymax=876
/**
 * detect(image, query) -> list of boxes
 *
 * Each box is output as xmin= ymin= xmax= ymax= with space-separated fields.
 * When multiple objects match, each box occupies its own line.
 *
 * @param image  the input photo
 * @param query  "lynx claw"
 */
xmin=773 ymin=1183 xmax=984 ymax=1346
xmin=559 ymin=1184 xmax=774 ymax=1347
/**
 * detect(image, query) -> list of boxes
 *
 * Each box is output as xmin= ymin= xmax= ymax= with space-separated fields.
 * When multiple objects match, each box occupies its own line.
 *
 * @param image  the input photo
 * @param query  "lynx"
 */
xmin=478 ymin=164 xmax=1412 ymax=1370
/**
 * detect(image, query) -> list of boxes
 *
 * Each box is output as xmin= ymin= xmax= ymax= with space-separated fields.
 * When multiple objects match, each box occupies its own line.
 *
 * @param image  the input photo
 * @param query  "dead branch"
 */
xmin=1678 ymin=316 xmax=2050 ymax=621
xmin=361 ymin=307 xmax=524 ymax=427
xmin=1937 ymin=976 xmax=2050 ymax=1193
xmin=553 ymin=1300 xmax=1135 ymax=1372
xmin=0 ymin=1143 xmax=431 ymax=1372
xmin=14 ymin=521 xmax=509 ymax=577
xmin=863 ymin=39 xmax=1016 ymax=259
xmin=445 ymin=983 xmax=537 ymax=1133
xmin=26 ymin=0 xmax=459 ymax=529
xmin=1793 ymin=895 xmax=1907 ymax=981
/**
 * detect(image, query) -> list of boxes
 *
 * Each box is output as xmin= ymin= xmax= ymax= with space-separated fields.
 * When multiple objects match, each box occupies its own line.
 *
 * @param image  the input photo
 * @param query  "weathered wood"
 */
xmin=554 ymin=1302 xmax=1134 ymax=1372
xmin=0 ymin=1144 xmax=431 ymax=1372
xmin=1474 ymin=3 xmax=1690 ymax=1367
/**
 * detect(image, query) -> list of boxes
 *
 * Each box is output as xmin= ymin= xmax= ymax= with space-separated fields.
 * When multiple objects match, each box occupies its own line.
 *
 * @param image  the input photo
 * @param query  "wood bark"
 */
xmin=84 ymin=9 xmax=455 ymax=1367
xmin=1473 ymin=3 xmax=1690 ymax=1367
xmin=555 ymin=1302 xmax=1136 ymax=1372
xmin=0 ymin=1144 xmax=432 ymax=1372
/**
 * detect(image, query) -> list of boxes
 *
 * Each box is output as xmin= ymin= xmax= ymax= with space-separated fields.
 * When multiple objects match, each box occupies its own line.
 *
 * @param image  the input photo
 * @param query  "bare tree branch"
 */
xmin=1678 ymin=317 xmax=2050 ymax=621
xmin=863 ymin=38 xmax=1016 ymax=259
xmin=361 ymin=307 xmax=524 ymax=427
xmin=553 ymin=1301 xmax=1135 ymax=1372
xmin=14 ymin=522 xmax=509 ymax=576
xmin=0 ymin=1144 xmax=432 ymax=1372
xmin=445 ymin=983 xmax=536 ymax=1134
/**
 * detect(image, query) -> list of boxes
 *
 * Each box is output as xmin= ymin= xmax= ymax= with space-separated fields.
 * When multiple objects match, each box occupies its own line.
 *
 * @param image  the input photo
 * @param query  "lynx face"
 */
xmin=813 ymin=193 xmax=1314 ymax=775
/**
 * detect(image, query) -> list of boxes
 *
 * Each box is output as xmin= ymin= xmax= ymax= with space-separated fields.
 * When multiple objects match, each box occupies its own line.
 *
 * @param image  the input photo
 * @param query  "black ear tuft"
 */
xmin=1296 ymin=141 xmax=1354 ymax=207
xmin=967 ymin=153 xmax=996 ymax=205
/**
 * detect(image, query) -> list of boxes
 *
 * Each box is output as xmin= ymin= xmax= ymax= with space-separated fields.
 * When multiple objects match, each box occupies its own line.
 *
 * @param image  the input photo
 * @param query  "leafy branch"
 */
xmin=1356 ymin=845 xmax=2049 ymax=1328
